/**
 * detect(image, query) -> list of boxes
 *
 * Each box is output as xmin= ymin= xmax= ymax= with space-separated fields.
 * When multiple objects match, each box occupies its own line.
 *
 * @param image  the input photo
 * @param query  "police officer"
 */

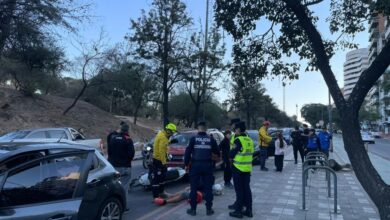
xmin=229 ymin=121 xmax=254 ymax=218
xmin=184 ymin=121 xmax=220 ymax=216
xmin=230 ymin=118 xmax=241 ymax=147
xmin=107 ymin=123 xmax=135 ymax=210
xmin=151 ymin=123 xmax=177 ymax=199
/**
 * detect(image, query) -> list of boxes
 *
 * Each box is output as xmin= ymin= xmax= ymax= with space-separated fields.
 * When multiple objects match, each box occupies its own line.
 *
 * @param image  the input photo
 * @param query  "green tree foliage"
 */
xmin=183 ymin=25 xmax=226 ymax=127
xmin=127 ymin=0 xmax=192 ymax=126
xmin=215 ymin=0 xmax=390 ymax=217
xmin=231 ymin=81 xmax=297 ymax=129
xmin=169 ymin=92 xmax=227 ymax=128
xmin=300 ymin=103 xmax=340 ymax=128
xmin=0 ymin=0 xmax=90 ymax=96
xmin=81 ymin=60 xmax=157 ymax=125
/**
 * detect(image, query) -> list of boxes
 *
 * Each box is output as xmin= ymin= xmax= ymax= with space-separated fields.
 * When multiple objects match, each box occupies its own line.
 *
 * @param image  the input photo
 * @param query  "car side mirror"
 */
xmin=75 ymin=134 xmax=84 ymax=140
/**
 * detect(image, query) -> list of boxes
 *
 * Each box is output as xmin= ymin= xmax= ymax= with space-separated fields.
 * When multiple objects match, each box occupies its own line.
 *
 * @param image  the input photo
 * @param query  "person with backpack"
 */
xmin=107 ymin=123 xmax=135 ymax=210
xmin=290 ymin=126 xmax=305 ymax=164
xmin=275 ymin=132 xmax=288 ymax=172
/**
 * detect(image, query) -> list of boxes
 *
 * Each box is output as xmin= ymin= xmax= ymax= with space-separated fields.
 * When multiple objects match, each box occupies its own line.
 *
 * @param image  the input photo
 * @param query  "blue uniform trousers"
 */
xmin=189 ymin=161 xmax=214 ymax=210
xmin=232 ymin=165 xmax=252 ymax=212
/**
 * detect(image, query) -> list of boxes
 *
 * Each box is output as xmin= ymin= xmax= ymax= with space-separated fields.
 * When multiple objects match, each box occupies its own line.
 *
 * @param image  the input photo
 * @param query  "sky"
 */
xmin=64 ymin=0 xmax=370 ymax=121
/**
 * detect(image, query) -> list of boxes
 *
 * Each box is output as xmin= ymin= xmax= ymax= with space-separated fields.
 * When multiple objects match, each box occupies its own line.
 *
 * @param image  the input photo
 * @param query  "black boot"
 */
xmin=186 ymin=209 xmax=196 ymax=216
xmin=229 ymin=211 xmax=243 ymax=218
xmin=242 ymin=209 xmax=253 ymax=218
xmin=206 ymin=208 xmax=214 ymax=216
xmin=228 ymin=204 xmax=236 ymax=210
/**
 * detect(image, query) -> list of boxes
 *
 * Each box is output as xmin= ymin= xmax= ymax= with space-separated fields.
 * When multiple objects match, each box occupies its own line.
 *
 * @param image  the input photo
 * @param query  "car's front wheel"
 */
xmin=98 ymin=197 xmax=123 ymax=220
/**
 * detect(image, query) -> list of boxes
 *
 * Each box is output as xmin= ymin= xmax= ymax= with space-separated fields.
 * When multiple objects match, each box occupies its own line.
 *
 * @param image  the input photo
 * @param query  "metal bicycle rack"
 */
xmin=302 ymin=152 xmax=338 ymax=213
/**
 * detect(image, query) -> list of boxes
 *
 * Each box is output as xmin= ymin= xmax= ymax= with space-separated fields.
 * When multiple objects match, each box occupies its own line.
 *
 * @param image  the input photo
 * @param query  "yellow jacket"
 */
xmin=153 ymin=130 xmax=169 ymax=164
xmin=259 ymin=126 xmax=272 ymax=147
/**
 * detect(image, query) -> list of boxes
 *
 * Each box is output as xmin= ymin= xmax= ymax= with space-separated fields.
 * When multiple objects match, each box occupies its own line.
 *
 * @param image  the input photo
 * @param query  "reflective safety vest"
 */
xmin=233 ymin=136 xmax=254 ymax=172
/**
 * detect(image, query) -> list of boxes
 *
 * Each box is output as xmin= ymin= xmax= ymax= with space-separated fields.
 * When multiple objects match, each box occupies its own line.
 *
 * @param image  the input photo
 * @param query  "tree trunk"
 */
xmin=193 ymin=101 xmax=200 ymax=128
xmin=246 ymin=101 xmax=251 ymax=129
xmin=340 ymin=110 xmax=390 ymax=219
xmin=63 ymin=83 xmax=87 ymax=115
xmin=133 ymin=101 xmax=142 ymax=125
xmin=162 ymin=81 xmax=169 ymax=126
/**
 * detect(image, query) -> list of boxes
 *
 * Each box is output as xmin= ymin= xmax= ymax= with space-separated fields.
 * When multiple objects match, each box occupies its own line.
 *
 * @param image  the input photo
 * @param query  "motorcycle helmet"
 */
xmin=187 ymin=191 xmax=203 ymax=204
xmin=213 ymin=184 xmax=223 ymax=196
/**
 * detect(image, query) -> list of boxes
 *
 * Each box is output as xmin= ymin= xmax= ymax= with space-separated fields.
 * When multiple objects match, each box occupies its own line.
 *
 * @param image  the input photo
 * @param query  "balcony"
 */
xmin=369 ymin=17 xmax=379 ymax=31
xmin=385 ymin=26 xmax=390 ymax=40
xmin=369 ymin=29 xmax=379 ymax=42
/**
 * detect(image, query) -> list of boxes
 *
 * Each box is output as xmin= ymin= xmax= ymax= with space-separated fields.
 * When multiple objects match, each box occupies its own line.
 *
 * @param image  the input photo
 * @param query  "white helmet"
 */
xmin=212 ymin=184 xmax=223 ymax=196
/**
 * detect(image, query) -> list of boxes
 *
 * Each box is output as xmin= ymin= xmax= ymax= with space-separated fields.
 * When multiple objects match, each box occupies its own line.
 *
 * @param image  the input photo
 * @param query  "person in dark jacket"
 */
xmin=219 ymin=130 xmax=233 ymax=188
xmin=108 ymin=123 xmax=135 ymax=209
xmin=184 ymin=121 xmax=220 ymax=216
xmin=291 ymin=126 xmax=305 ymax=164
xmin=106 ymin=121 xmax=126 ymax=154
xmin=301 ymin=124 xmax=310 ymax=148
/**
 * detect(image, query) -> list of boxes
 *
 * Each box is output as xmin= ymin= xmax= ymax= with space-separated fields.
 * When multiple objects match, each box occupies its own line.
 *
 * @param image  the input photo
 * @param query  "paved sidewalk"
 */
xmin=145 ymin=147 xmax=380 ymax=220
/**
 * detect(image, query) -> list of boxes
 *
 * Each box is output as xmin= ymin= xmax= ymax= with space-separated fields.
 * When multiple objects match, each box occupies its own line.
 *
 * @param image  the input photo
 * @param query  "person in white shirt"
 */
xmin=275 ymin=132 xmax=288 ymax=172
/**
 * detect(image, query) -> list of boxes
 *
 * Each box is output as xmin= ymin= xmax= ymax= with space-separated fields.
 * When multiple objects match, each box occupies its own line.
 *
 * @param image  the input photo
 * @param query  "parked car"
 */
xmin=282 ymin=128 xmax=292 ymax=145
xmin=371 ymin=131 xmax=382 ymax=138
xmin=361 ymin=131 xmax=375 ymax=144
xmin=166 ymin=130 xmax=224 ymax=168
xmin=0 ymin=127 xmax=104 ymax=152
xmin=0 ymin=142 xmax=126 ymax=220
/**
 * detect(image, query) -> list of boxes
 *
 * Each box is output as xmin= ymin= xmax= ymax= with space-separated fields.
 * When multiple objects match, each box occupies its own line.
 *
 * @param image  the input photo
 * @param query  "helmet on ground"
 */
xmin=165 ymin=123 xmax=177 ymax=133
xmin=213 ymin=184 xmax=223 ymax=196
xmin=154 ymin=197 xmax=166 ymax=206
xmin=187 ymin=191 xmax=203 ymax=204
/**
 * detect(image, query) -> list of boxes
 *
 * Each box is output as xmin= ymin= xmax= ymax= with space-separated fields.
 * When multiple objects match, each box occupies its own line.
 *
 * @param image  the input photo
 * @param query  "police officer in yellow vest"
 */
xmin=229 ymin=121 xmax=254 ymax=218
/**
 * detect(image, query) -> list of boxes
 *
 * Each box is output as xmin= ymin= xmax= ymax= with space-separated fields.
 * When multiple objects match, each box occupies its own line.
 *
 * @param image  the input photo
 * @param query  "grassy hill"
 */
xmin=0 ymin=88 xmax=154 ymax=142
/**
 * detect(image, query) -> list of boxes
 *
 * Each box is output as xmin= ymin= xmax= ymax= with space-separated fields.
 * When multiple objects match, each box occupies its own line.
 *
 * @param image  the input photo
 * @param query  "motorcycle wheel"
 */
xmin=142 ymin=158 xmax=149 ymax=169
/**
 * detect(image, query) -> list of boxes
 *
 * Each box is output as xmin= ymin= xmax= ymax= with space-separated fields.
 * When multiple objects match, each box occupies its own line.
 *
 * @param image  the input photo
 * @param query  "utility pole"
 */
xmin=201 ymin=0 xmax=209 ymax=121
xmin=283 ymin=83 xmax=286 ymax=112
xmin=296 ymin=104 xmax=298 ymax=118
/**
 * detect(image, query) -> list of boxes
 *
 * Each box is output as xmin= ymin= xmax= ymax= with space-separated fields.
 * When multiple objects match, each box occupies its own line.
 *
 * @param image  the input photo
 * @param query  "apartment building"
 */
xmin=343 ymin=48 xmax=369 ymax=100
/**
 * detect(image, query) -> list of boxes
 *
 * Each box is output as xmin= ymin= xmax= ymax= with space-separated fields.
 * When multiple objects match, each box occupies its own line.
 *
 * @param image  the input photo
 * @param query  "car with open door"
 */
xmin=0 ymin=142 xmax=126 ymax=220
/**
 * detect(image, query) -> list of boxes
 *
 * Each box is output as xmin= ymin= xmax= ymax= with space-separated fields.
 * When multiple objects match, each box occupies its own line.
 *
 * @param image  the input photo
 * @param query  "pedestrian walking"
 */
xmin=275 ymin=132 xmax=288 ymax=172
xmin=259 ymin=120 xmax=272 ymax=171
xmin=151 ymin=123 xmax=177 ymax=199
xmin=229 ymin=121 xmax=254 ymax=218
xmin=220 ymin=130 xmax=233 ymax=188
xmin=107 ymin=123 xmax=135 ymax=210
xmin=301 ymin=124 xmax=310 ymax=148
xmin=306 ymin=128 xmax=320 ymax=166
xmin=291 ymin=126 xmax=305 ymax=164
xmin=184 ymin=121 xmax=220 ymax=216
xmin=318 ymin=126 xmax=333 ymax=158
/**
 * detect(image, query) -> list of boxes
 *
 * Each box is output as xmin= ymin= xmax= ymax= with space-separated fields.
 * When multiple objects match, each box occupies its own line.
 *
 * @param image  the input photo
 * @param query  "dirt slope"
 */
xmin=0 ymin=88 xmax=154 ymax=142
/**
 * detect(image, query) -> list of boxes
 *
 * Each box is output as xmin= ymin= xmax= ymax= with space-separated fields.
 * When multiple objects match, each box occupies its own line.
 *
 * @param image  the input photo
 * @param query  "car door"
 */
xmin=0 ymin=150 xmax=93 ymax=220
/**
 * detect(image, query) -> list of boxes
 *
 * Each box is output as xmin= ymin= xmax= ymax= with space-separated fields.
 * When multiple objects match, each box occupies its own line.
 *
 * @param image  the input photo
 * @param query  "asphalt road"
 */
xmin=124 ymin=160 xmax=224 ymax=220
xmin=367 ymin=138 xmax=390 ymax=161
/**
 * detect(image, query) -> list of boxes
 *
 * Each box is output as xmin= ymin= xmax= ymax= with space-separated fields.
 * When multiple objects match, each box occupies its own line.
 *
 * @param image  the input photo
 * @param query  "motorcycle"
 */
xmin=142 ymin=142 xmax=153 ymax=169
xmin=130 ymin=167 xmax=186 ymax=190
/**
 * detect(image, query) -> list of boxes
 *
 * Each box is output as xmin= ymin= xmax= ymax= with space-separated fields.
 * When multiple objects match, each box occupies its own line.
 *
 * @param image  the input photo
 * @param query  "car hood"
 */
xmin=168 ymin=144 xmax=186 ymax=154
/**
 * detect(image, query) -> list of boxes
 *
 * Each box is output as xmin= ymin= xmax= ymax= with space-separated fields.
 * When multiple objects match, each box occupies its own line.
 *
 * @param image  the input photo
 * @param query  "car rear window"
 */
xmin=0 ymin=131 xmax=31 ymax=141
xmin=171 ymin=133 xmax=194 ymax=146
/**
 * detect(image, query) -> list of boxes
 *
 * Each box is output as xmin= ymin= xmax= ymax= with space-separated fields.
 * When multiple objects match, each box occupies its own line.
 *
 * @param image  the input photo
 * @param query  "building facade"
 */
xmin=343 ymin=48 xmax=369 ymax=100
xmin=367 ymin=13 xmax=390 ymax=132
